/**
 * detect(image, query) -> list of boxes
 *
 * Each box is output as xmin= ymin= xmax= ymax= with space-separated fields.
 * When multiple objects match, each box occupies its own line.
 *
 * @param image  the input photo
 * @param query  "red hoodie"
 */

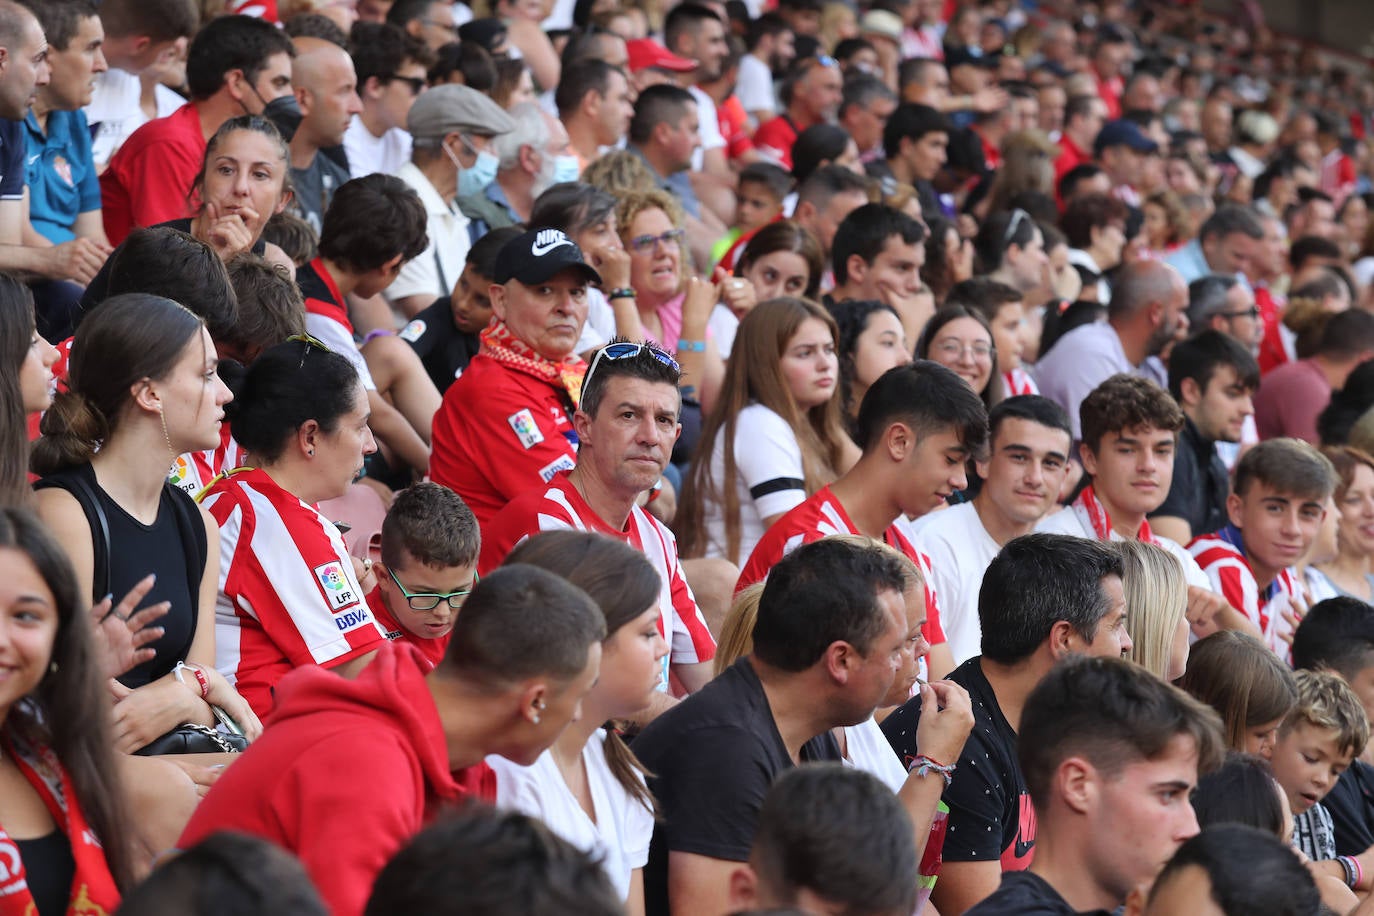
xmin=178 ymin=643 xmax=495 ymax=916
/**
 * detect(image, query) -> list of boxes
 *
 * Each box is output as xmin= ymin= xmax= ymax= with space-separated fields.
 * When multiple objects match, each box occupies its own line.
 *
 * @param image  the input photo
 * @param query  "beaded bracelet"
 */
xmin=908 ymin=754 xmax=956 ymax=788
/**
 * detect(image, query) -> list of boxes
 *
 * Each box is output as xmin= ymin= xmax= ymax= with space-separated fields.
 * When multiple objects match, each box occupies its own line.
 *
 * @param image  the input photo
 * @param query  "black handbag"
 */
xmin=135 ymin=722 xmax=248 ymax=756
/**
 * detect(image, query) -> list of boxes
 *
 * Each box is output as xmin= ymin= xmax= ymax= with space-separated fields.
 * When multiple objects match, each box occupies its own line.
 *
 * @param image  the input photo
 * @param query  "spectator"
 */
xmin=488 ymin=531 xmax=669 ymax=907
xmin=428 ymin=228 xmax=601 ymax=526
xmin=284 ymin=38 xmax=361 ymax=232
xmin=1144 ymin=824 xmax=1323 ymax=916
xmin=1165 ymin=203 xmax=1265 ymax=286
xmin=1151 ymin=331 xmax=1260 ymax=544
xmin=909 ymin=396 xmax=1074 ymax=664
xmin=947 ymin=277 xmax=1036 ymax=398
xmin=662 ymin=4 xmax=732 ymax=182
xmin=882 ymin=533 xmax=1132 ymax=915
xmin=790 ymin=164 xmax=871 ymax=287
xmin=399 ymin=225 xmax=520 ymax=394
xmin=737 ymin=12 xmax=793 ymax=126
xmin=556 ymin=59 xmax=635 ymax=174
xmin=627 ymin=84 xmax=707 ymax=223
xmin=1059 ymin=190 xmax=1128 ymax=302
xmin=634 ymin=536 xmax=970 ymax=915
xmin=0 ymin=275 xmax=56 ymax=506
xmin=364 ymin=806 xmax=622 ymax=916
xmin=84 ymin=0 xmax=199 ymax=170
xmin=754 ymin=55 xmax=843 ymax=170
xmin=839 ymin=72 xmax=897 ymax=163
xmin=882 ymin=103 xmax=949 ymax=224
xmin=973 ymin=208 xmax=1051 ymax=309
xmin=1053 ymin=94 xmax=1108 ymax=184
xmin=480 ymin=341 xmax=717 ymax=709
xmin=32 ymin=294 xmax=261 ymax=750
xmin=831 ymin=299 xmax=908 ymax=437
xmin=389 ymin=83 xmax=514 ymax=317
xmin=965 ymin=655 xmax=1224 ymax=914
xmin=1187 ymin=274 xmax=1264 ymax=355
xmin=343 ymin=21 xmax=431 ymax=178
xmin=386 ymin=0 xmax=459 ymax=54
xmin=1254 ymin=310 xmax=1374 ymax=444
xmin=101 ymin=15 xmax=296 ymax=244
xmin=1118 ymin=540 xmax=1193 ymax=681
xmin=179 ymin=563 xmax=606 ymax=916
xmin=1179 ymin=631 xmax=1298 ymax=758
xmin=734 ymin=220 xmax=822 ymax=303
xmin=1093 ymin=118 xmax=1156 ymax=207
xmin=1034 ymin=260 xmax=1188 ymax=438
xmin=467 ymin=103 xmax=576 ymax=230
xmin=915 ymin=305 xmax=1003 ymax=411
xmin=1310 ymin=449 xmax=1374 ymax=602
xmin=677 ymin=298 xmax=854 ymax=566
xmin=1190 ymin=439 xmax=1336 ymax=654
xmin=828 ymin=203 xmax=930 ymax=345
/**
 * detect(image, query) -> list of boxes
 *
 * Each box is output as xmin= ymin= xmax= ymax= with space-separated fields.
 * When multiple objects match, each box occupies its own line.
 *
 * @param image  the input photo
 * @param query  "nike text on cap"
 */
xmin=493 ymin=228 xmax=604 ymax=286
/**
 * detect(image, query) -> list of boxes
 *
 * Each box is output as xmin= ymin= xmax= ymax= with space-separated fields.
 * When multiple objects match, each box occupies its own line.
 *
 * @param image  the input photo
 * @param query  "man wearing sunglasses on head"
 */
xmin=478 ymin=337 xmax=718 ymax=721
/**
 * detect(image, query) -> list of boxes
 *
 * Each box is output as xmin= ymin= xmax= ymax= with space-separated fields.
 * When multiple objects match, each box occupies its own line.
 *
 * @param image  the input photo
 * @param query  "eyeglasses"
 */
xmin=584 ymin=341 xmax=680 ymax=394
xmin=1001 ymin=208 xmax=1030 ymax=246
xmin=628 ymin=228 xmax=686 ymax=254
xmin=387 ymin=74 xmax=427 ymax=95
xmin=933 ymin=339 xmax=995 ymax=360
xmin=287 ymin=333 xmax=332 ymax=369
xmin=1219 ymin=306 xmax=1261 ymax=320
xmin=388 ymin=567 xmax=479 ymax=612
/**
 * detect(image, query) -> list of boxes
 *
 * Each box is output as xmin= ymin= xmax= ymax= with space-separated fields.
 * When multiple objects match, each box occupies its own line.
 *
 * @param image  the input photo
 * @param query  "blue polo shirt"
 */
xmin=24 ymin=109 xmax=100 ymax=243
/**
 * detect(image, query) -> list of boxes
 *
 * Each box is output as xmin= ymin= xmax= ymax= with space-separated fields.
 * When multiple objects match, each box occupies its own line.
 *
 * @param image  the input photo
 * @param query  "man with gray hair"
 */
xmin=459 ymin=103 xmax=575 ymax=233
xmin=1165 ymin=202 xmax=1265 ymax=284
xmin=1035 ymin=259 xmax=1190 ymax=439
xmin=388 ymin=82 xmax=514 ymax=317
xmin=1188 ymin=274 xmax=1263 ymax=354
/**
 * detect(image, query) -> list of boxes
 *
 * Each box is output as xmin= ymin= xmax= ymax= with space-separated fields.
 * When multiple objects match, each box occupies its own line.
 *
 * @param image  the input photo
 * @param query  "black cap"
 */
xmin=1093 ymin=119 xmax=1159 ymax=156
xmin=493 ymin=228 xmax=603 ymax=286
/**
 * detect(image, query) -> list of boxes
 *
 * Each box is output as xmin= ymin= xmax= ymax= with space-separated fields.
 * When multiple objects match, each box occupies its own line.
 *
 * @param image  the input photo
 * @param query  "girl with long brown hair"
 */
xmin=677 ymin=297 xmax=857 ymax=566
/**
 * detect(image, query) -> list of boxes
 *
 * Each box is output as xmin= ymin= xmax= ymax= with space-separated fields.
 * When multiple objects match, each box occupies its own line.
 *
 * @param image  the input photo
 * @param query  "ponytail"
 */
xmin=31 ymin=391 xmax=106 ymax=476
xmin=602 ymin=725 xmax=659 ymax=818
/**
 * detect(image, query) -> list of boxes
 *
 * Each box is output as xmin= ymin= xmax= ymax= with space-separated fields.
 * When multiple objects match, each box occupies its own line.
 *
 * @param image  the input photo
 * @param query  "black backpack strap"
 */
xmin=34 ymin=468 xmax=111 ymax=604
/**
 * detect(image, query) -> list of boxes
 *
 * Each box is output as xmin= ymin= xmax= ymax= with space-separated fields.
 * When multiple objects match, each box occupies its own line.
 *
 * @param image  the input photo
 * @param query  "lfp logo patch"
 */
xmin=312 ymin=562 xmax=357 ymax=610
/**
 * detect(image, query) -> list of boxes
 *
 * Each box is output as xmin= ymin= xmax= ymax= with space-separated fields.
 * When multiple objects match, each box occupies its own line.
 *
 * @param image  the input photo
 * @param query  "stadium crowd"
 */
xmin=7 ymin=0 xmax=1374 ymax=912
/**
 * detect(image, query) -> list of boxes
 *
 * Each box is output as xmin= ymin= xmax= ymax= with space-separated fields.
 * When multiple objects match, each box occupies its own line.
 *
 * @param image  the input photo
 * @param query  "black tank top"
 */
xmin=16 ymin=831 xmax=73 ymax=916
xmin=36 ymin=463 xmax=202 ymax=688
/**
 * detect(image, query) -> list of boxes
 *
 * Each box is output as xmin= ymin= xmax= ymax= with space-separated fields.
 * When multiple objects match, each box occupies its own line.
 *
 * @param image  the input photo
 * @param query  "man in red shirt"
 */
xmin=179 ymin=564 xmax=606 ymax=916
xmin=481 ymin=340 xmax=717 ymax=713
xmin=1053 ymin=94 xmax=1107 ymax=187
xmin=737 ymin=361 xmax=989 ymax=681
xmin=753 ymin=55 xmax=842 ymax=170
xmin=429 ymin=227 xmax=600 ymax=525
xmin=101 ymin=15 xmax=295 ymax=244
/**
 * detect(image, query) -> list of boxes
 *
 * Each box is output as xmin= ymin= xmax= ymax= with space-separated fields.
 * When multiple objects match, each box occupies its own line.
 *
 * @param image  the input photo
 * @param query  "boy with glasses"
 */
xmin=368 ymin=482 xmax=480 ymax=669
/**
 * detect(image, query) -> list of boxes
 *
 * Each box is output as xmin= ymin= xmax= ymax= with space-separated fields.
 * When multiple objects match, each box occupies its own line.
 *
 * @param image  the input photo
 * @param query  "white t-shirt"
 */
xmin=735 ymin=54 xmax=776 ymax=117
xmin=1036 ymin=506 xmax=1213 ymax=590
xmin=342 ymin=117 xmax=412 ymax=179
xmin=578 ymin=286 xmax=613 ymax=354
xmin=905 ymin=503 xmax=1001 ymax=665
xmin=842 ymin=716 xmax=908 ymax=794
xmin=85 ymin=68 xmax=185 ymax=169
xmin=708 ymin=304 xmax=740 ymax=357
xmin=304 ymin=312 xmax=377 ymax=392
xmin=702 ymin=402 xmax=808 ymax=566
xmin=1032 ymin=321 xmax=1135 ymax=440
xmin=389 ymin=162 xmax=470 ymax=303
xmin=688 ymin=85 xmax=726 ymax=173
xmin=487 ymin=730 xmax=654 ymax=903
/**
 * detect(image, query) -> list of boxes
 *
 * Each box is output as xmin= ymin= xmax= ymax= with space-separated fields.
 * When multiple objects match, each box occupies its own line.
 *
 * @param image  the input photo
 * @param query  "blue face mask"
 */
xmin=456 ymin=149 xmax=500 ymax=198
xmin=551 ymin=154 xmax=581 ymax=184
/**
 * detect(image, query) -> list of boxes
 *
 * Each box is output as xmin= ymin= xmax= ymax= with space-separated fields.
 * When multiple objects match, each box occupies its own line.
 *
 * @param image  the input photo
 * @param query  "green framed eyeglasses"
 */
xmin=387 ymin=567 xmax=479 ymax=611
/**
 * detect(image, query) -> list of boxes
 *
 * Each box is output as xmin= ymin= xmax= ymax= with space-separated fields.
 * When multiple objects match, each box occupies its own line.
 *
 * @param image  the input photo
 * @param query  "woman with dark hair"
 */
xmin=915 ymin=305 xmax=1004 ymax=410
xmin=921 ymin=216 xmax=973 ymax=304
xmin=32 ymin=294 xmax=260 ymax=754
xmin=200 ymin=337 xmax=387 ymax=718
xmin=0 ymin=274 xmax=58 ymax=507
xmin=790 ymin=123 xmax=863 ymax=184
xmin=973 ymin=207 xmax=1050 ymax=301
xmin=491 ymin=530 xmax=668 ymax=913
xmin=832 ymin=299 xmax=909 ymax=438
xmin=1192 ymin=752 xmax=1286 ymax=837
xmin=734 ymin=221 xmax=823 ymax=304
xmin=1060 ymin=192 xmax=1129 ymax=304
xmin=0 ymin=507 xmax=138 ymax=910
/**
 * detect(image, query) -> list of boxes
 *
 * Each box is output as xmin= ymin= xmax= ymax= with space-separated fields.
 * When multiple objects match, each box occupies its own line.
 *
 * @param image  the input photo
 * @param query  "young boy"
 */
xmin=368 ymin=482 xmax=481 ymax=669
xmin=712 ymin=161 xmax=791 ymax=268
xmin=399 ymin=226 xmax=522 ymax=395
xmin=1189 ymin=439 xmax=1336 ymax=655
xmin=1270 ymin=669 xmax=1370 ymax=889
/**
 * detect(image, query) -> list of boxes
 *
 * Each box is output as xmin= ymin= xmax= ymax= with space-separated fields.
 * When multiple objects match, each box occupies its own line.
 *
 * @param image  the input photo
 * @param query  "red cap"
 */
xmin=626 ymin=38 xmax=698 ymax=73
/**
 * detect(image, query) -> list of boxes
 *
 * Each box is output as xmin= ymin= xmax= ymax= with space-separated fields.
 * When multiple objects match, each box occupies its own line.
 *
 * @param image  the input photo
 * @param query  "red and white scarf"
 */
xmin=1072 ymin=485 xmax=1159 ymax=545
xmin=0 ymin=721 xmax=119 ymax=916
xmin=480 ymin=321 xmax=588 ymax=408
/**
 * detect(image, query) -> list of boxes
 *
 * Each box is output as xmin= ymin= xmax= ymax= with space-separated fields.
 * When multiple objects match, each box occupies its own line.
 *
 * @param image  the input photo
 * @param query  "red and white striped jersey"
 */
xmin=481 ymin=474 xmax=717 ymax=676
xmin=169 ymin=424 xmax=246 ymax=497
xmin=1188 ymin=530 xmax=1299 ymax=657
xmin=1003 ymin=367 xmax=1039 ymax=397
xmin=202 ymin=467 xmax=388 ymax=717
xmin=736 ymin=486 xmax=948 ymax=648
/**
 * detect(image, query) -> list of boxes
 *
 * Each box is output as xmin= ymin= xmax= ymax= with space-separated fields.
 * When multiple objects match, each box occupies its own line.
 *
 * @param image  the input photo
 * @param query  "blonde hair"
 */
xmin=677 ymin=298 xmax=855 ymax=560
xmin=1286 ymin=669 xmax=1371 ymax=759
xmin=582 ymin=150 xmax=659 ymax=197
xmin=1118 ymin=540 xmax=1187 ymax=680
xmin=615 ymin=188 xmax=693 ymax=294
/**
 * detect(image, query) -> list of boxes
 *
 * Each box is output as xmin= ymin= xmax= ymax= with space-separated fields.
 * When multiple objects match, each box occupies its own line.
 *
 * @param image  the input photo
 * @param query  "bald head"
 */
xmin=290 ymin=37 xmax=360 ymax=150
xmin=1109 ymin=260 xmax=1187 ymax=322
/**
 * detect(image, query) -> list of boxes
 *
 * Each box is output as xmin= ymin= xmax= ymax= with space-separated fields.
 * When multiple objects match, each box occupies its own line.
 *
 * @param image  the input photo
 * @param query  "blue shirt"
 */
xmin=24 ymin=109 xmax=100 ymax=243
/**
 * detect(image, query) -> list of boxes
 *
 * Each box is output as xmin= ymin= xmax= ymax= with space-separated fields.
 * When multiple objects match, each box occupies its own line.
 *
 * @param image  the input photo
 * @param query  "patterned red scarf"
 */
xmin=0 ymin=722 xmax=119 ymax=916
xmin=479 ymin=321 xmax=588 ymax=408
xmin=1073 ymin=485 xmax=1159 ymax=545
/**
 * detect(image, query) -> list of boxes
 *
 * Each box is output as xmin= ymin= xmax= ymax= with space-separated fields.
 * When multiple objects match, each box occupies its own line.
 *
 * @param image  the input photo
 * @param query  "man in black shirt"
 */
xmin=965 ymin=656 xmax=1224 ymax=915
xmin=633 ymin=536 xmax=971 ymax=916
xmin=882 ymin=533 xmax=1134 ymax=915
xmin=1292 ymin=597 xmax=1374 ymax=858
xmin=399 ymin=225 xmax=520 ymax=394
xmin=1151 ymin=330 xmax=1260 ymax=544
